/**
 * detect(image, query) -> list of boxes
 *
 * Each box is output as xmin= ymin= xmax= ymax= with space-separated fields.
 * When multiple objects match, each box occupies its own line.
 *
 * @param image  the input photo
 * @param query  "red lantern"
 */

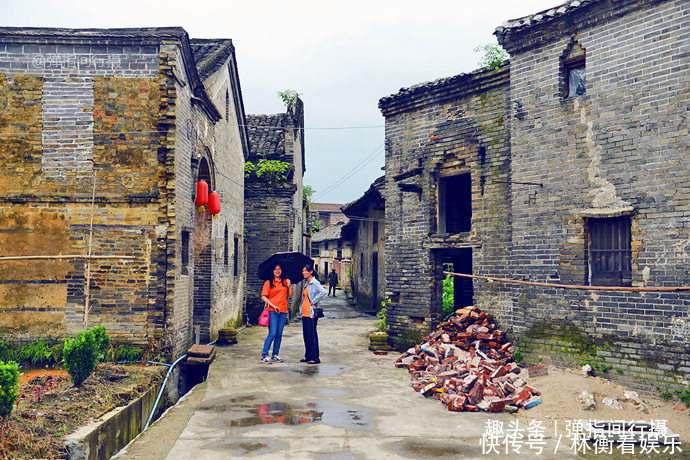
xmin=195 ymin=180 xmax=208 ymax=210
xmin=208 ymin=191 xmax=221 ymax=218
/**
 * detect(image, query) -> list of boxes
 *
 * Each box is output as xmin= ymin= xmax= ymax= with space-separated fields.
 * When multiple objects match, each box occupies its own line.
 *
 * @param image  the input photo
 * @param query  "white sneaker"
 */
xmin=260 ymin=356 xmax=272 ymax=364
xmin=271 ymin=355 xmax=284 ymax=362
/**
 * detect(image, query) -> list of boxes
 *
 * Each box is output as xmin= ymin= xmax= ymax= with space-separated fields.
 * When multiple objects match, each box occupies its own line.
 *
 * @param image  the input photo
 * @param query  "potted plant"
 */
xmin=369 ymin=299 xmax=392 ymax=351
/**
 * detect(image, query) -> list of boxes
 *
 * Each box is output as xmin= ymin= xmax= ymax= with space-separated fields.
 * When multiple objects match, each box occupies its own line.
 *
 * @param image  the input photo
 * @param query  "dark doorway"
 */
xmin=442 ymin=249 xmax=473 ymax=310
xmin=193 ymin=158 xmax=213 ymax=343
xmin=438 ymin=173 xmax=471 ymax=234
xmin=371 ymin=252 xmax=378 ymax=307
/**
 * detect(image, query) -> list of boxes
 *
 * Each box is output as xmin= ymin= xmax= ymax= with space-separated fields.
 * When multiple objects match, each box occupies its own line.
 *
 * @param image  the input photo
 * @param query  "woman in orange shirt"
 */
xmin=260 ymin=264 xmax=294 ymax=363
xmin=299 ymin=262 xmax=327 ymax=364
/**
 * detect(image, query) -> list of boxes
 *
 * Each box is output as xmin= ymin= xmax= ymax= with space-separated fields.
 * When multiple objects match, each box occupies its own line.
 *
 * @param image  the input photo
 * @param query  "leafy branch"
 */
xmin=244 ymin=159 xmax=292 ymax=186
xmin=474 ymin=44 xmax=509 ymax=70
xmin=277 ymin=89 xmax=298 ymax=107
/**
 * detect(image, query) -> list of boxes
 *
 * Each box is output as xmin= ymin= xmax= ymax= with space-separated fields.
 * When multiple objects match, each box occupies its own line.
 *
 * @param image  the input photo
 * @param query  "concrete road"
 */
xmin=115 ymin=292 xmax=577 ymax=460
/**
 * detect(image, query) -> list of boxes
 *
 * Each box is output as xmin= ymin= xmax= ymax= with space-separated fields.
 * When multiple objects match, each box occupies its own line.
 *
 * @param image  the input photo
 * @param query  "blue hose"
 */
xmin=141 ymin=315 xmax=249 ymax=432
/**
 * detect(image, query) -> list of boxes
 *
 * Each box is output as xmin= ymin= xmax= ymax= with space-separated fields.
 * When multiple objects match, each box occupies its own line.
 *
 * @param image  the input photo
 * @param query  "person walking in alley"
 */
xmin=328 ymin=268 xmax=339 ymax=296
xmin=260 ymin=264 xmax=293 ymax=364
xmin=299 ymin=263 xmax=327 ymax=364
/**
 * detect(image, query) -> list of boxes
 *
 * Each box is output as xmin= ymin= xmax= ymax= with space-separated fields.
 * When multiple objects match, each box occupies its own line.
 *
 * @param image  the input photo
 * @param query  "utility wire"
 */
xmin=0 ymin=123 xmax=384 ymax=137
xmin=312 ymin=143 xmax=385 ymax=201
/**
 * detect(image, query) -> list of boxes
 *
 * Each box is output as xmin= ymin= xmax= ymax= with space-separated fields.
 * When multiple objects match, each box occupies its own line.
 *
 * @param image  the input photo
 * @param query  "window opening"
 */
xmin=372 ymin=221 xmax=379 ymax=244
xmin=233 ymin=236 xmax=239 ymax=276
xmin=588 ymin=217 xmax=631 ymax=286
xmin=563 ymin=43 xmax=586 ymax=98
xmin=181 ymin=230 xmax=190 ymax=275
xmin=225 ymin=89 xmax=230 ymax=120
xmin=224 ymin=226 xmax=229 ymax=267
xmin=438 ymin=173 xmax=471 ymax=234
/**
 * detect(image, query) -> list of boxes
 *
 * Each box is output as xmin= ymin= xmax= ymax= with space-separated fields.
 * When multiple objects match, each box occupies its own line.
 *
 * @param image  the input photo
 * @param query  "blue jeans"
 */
xmin=262 ymin=311 xmax=287 ymax=357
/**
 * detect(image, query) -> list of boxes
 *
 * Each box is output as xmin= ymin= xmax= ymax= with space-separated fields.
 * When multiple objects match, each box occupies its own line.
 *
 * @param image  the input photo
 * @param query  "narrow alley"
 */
xmin=114 ymin=293 xmax=576 ymax=460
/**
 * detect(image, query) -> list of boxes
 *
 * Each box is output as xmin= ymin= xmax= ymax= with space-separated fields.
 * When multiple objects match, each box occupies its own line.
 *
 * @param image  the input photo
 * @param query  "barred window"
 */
xmin=588 ymin=217 xmax=631 ymax=286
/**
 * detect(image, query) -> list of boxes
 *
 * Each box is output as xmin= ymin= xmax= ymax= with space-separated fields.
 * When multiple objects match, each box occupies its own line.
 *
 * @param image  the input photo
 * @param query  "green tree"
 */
xmin=474 ymin=44 xmax=509 ymax=70
xmin=303 ymin=185 xmax=314 ymax=208
xmin=277 ymin=89 xmax=298 ymax=107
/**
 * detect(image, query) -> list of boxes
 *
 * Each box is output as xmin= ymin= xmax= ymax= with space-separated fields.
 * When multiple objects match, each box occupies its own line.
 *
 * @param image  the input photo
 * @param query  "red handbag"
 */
xmin=258 ymin=307 xmax=270 ymax=327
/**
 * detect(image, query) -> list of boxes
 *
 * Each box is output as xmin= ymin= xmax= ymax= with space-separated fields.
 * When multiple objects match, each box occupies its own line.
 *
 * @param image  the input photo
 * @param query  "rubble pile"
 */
xmin=395 ymin=306 xmax=541 ymax=413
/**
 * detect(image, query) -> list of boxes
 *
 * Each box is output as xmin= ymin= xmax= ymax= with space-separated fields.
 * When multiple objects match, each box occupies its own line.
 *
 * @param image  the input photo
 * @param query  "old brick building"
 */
xmin=0 ymin=27 xmax=249 ymax=357
xmin=342 ymin=176 xmax=386 ymax=313
xmin=244 ymin=98 xmax=305 ymax=321
xmin=310 ymin=222 xmax=352 ymax=290
xmin=380 ymin=0 xmax=689 ymax=391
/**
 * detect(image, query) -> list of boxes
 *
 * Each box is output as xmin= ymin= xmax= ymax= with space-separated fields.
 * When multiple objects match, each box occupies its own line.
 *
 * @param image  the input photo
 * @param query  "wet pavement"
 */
xmin=115 ymin=291 xmax=578 ymax=460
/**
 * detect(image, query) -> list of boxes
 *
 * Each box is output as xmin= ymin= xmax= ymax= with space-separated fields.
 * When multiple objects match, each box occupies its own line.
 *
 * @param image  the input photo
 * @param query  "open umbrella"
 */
xmin=257 ymin=251 xmax=314 ymax=284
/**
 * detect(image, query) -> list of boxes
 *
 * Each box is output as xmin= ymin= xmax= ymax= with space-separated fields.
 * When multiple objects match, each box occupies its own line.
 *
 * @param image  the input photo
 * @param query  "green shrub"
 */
xmin=0 ymin=341 xmax=18 ymax=364
xmin=115 ymin=345 xmax=142 ymax=363
xmin=89 ymin=325 xmax=111 ymax=361
xmin=0 ymin=361 xmax=20 ymax=416
xmin=51 ymin=343 xmax=64 ymax=364
xmin=513 ymin=349 xmax=524 ymax=363
xmin=18 ymin=339 xmax=53 ymax=366
xmin=375 ymin=299 xmax=390 ymax=332
xmin=675 ymin=388 xmax=690 ymax=408
xmin=63 ymin=330 xmax=98 ymax=387
xmin=442 ymin=274 xmax=455 ymax=317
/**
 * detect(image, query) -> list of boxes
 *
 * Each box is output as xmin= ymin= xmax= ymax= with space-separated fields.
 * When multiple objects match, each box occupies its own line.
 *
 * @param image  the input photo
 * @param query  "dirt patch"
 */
xmin=0 ymin=363 xmax=165 ymax=460
xmin=515 ymin=367 xmax=690 ymax=445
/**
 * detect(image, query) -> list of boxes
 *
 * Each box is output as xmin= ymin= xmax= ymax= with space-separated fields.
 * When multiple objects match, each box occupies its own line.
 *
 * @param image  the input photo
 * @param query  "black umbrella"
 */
xmin=257 ymin=251 xmax=314 ymax=284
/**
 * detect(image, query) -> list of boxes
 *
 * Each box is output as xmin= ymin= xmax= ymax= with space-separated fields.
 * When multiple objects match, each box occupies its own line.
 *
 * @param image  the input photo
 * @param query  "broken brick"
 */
xmin=528 ymin=364 xmax=548 ymax=378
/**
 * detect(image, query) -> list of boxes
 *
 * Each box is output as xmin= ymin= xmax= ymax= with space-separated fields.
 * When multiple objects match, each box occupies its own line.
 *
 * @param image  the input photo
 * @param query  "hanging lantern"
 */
xmin=195 ymin=180 xmax=208 ymax=211
xmin=208 ymin=191 xmax=221 ymax=218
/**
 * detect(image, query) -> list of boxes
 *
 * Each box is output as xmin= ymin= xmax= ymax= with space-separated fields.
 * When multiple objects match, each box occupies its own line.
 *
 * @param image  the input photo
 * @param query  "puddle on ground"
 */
xmin=227 ymin=401 xmax=323 ymax=427
xmin=198 ymin=395 xmax=375 ymax=431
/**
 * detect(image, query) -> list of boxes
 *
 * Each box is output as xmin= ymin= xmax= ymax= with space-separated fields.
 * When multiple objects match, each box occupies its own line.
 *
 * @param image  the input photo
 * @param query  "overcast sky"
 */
xmin=2 ymin=0 xmax=559 ymax=204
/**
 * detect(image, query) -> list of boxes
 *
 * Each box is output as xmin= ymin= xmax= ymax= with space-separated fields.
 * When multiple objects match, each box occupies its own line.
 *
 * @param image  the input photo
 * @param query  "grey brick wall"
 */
xmin=379 ymin=68 xmax=513 ymax=345
xmin=380 ymin=0 xmax=689 ymax=393
xmin=244 ymin=186 xmax=298 ymax=322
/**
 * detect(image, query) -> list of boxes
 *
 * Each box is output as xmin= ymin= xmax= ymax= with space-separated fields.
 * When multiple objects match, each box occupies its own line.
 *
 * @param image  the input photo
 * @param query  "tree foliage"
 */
xmin=474 ymin=44 xmax=509 ymax=70
xmin=277 ymin=89 xmax=298 ymax=107
xmin=244 ymin=159 xmax=292 ymax=186
xmin=303 ymin=185 xmax=314 ymax=208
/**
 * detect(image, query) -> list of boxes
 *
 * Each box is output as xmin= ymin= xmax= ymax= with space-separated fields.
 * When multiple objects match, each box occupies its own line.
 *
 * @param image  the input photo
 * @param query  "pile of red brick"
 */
xmin=395 ymin=306 xmax=542 ymax=413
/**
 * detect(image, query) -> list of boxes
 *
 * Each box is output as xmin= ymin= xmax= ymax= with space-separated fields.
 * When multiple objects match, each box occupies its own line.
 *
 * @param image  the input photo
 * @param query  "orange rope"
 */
xmin=444 ymin=271 xmax=690 ymax=293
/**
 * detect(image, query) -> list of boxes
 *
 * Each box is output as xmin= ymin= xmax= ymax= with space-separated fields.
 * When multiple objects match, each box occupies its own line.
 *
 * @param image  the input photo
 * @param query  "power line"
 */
xmin=0 ymin=123 xmax=385 ymax=137
xmin=312 ymin=143 xmax=385 ymax=201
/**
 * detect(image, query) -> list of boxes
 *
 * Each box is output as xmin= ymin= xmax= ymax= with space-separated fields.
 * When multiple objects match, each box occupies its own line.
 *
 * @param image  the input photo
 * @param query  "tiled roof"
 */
xmin=495 ymin=0 xmax=594 ymax=35
xmin=379 ymin=65 xmax=507 ymax=114
xmin=342 ymin=176 xmax=385 ymax=215
xmin=190 ymin=38 xmax=234 ymax=81
xmin=0 ymin=26 xmax=188 ymax=40
xmin=311 ymin=203 xmax=345 ymax=213
xmin=246 ymin=114 xmax=288 ymax=159
xmin=312 ymin=222 xmax=345 ymax=243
